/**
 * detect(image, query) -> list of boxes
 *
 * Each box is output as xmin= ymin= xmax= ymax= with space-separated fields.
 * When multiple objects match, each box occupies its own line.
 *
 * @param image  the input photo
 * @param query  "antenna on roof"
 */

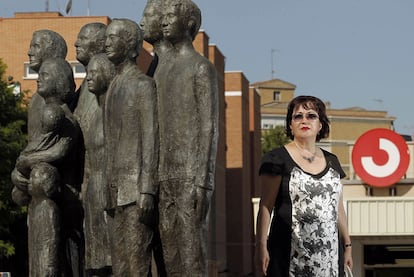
xmin=271 ymin=49 xmax=279 ymax=79
xmin=45 ymin=0 xmax=50 ymax=11
xmin=65 ymin=0 xmax=72 ymax=15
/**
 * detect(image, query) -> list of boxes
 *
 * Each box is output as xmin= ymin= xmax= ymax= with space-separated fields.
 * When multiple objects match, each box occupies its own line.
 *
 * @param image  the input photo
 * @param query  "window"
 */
xmin=23 ymin=61 xmax=86 ymax=79
xmin=24 ymin=62 xmax=38 ymax=79
xmin=262 ymin=123 xmax=274 ymax=129
xmin=8 ymin=82 xmax=21 ymax=95
xmin=72 ymin=62 xmax=86 ymax=78
xmin=273 ymin=90 xmax=280 ymax=101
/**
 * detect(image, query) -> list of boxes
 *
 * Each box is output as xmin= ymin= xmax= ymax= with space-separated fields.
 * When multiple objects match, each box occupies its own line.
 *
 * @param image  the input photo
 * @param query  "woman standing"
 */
xmin=255 ymin=95 xmax=353 ymax=276
xmin=82 ymin=53 xmax=115 ymax=276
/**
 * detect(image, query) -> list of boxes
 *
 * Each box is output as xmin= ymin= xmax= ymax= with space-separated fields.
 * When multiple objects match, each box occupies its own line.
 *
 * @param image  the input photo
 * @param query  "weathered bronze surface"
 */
xmin=104 ymin=18 xmax=158 ymax=276
xmin=74 ymin=23 xmax=113 ymax=276
xmin=12 ymin=57 xmax=81 ymax=276
xmin=12 ymin=2 xmax=219 ymax=275
xmin=153 ymin=0 xmax=219 ymax=275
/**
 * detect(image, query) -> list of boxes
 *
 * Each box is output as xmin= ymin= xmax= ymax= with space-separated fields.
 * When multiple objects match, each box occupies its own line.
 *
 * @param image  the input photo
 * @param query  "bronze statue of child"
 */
xmin=27 ymin=162 xmax=61 ymax=277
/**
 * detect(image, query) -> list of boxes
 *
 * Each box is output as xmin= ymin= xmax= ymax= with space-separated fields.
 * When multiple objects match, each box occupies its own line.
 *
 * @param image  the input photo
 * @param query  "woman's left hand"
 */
xmin=344 ymin=247 xmax=353 ymax=270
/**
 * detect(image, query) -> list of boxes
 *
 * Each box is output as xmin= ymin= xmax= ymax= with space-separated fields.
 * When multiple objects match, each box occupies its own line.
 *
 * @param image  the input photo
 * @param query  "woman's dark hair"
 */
xmin=285 ymin=95 xmax=330 ymax=141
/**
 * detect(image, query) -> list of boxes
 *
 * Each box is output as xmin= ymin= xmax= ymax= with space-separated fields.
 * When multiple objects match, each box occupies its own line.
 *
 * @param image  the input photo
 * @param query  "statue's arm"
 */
xmin=139 ymin=80 xmax=159 ymax=196
xmin=137 ymin=80 xmax=158 ymax=226
xmin=16 ymin=136 xmax=73 ymax=170
xmin=194 ymin=61 xmax=219 ymax=191
xmin=80 ymin=149 xmax=90 ymax=201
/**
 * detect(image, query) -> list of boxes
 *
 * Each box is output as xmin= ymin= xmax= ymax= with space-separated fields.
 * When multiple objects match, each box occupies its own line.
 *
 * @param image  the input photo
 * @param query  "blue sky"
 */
xmin=2 ymin=0 xmax=414 ymax=135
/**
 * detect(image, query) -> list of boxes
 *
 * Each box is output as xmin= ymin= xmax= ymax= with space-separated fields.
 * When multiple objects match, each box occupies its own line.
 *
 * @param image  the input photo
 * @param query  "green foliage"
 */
xmin=0 ymin=58 xmax=28 ymax=259
xmin=0 ymin=241 xmax=15 ymax=258
xmin=261 ymin=125 xmax=290 ymax=154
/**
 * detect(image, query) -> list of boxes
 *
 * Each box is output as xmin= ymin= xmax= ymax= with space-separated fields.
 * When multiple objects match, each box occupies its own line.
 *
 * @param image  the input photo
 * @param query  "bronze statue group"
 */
xmin=10 ymin=0 xmax=219 ymax=276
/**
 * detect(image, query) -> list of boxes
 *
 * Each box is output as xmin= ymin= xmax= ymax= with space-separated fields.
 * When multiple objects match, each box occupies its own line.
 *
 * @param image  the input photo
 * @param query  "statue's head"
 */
xmin=140 ymin=0 xmax=164 ymax=44
xmin=28 ymin=30 xmax=67 ymax=72
xmin=105 ymin=18 xmax=143 ymax=65
xmin=29 ymin=162 xmax=60 ymax=198
xmin=74 ymin=22 xmax=107 ymax=66
xmin=86 ymin=53 xmax=116 ymax=95
xmin=37 ymin=58 xmax=75 ymax=105
xmin=162 ymin=0 xmax=201 ymax=42
xmin=41 ymin=103 xmax=65 ymax=135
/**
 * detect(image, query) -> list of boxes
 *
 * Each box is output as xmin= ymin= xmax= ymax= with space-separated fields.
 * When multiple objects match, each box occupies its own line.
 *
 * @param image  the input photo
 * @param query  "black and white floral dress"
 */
xmin=259 ymin=146 xmax=345 ymax=277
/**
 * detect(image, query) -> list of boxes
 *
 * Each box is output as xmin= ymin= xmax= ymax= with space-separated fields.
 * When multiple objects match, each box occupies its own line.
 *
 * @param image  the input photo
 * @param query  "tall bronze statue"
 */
xmin=12 ymin=29 xmax=83 ymax=276
xmin=156 ymin=0 xmax=219 ymax=275
xmin=73 ymin=23 xmax=113 ymax=276
xmin=12 ymin=57 xmax=80 ymax=276
xmin=140 ymin=2 xmax=170 ymax=275
xmin=103 ymin=18 xmax=159 ymax=276
xmin=81 ymin=53 xmax=115 ymax=277
xmin=24 ymin=31 xmax=83 ymax=277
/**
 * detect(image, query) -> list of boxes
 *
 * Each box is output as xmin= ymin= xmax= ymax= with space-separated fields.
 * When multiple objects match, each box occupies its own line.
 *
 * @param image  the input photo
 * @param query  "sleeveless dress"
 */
xmin=259 ymin=147 xmax=346 ymax=277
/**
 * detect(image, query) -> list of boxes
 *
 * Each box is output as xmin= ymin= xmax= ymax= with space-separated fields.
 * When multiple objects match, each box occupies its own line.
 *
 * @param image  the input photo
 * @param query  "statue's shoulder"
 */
xmin=192 ymin=54 xmax=217 ymax=79
xmin=138 ymin=71 xmax=156 ymax=88
xmin=122 ymin=65 xmax=153 ymax=84
xmin=128 ymin=69 xmax=156 ymax=97
xmin=191 ymin=52 xmax=215 ymax=71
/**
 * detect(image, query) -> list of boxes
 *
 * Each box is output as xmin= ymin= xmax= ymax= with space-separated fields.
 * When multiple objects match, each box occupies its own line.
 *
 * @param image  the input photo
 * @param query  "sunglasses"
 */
xmin=292 ymin=113 xmax=319 ymax=122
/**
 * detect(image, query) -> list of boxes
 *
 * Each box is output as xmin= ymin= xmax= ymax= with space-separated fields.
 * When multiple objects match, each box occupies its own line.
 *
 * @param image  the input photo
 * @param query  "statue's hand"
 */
xmin=12 ymin=186 xmax=31 ymax=206
xmin=16 ymin=155 xmax=28 ymax=168
xmin=138 ymin=193 xmax=155 ymax=227
xmin=11 ymin=167 xmax=29 ymax=190
xmin=15 ymin=155 xmax=33 ymax=177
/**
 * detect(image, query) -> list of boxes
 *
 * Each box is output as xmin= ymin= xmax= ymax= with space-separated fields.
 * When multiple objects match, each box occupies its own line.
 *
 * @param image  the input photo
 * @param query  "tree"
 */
xmin=0 ymin=58 xmax=28 ymax=271
xmin=261 ymin=125 xmax=290 ymax=154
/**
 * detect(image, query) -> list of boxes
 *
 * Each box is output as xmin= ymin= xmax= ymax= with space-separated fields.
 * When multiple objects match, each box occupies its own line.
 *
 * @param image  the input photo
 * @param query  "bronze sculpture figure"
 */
xmin=27 ymin=162 xmax=61 ymax=277
xmin=81 ymin=53 xmax=115 ymax=276
xmin=103 ymin=18 xmax=159 ymax=276
xmin=156 ymin=0 xmax=219 ymax=275
xmin=20 ymin=33 xmax=83 ymax=277
xmin=11 ymin=2 xmax=220 ymax=274
xmin=13 ymin=57 xmax=80 ymax=276
xmin=73 ymin=23 xmax=113 ymax=276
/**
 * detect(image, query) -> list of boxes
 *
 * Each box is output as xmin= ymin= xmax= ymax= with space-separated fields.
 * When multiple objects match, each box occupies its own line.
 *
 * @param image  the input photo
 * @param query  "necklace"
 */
xmin=294 ymin=141 xmax=317 ymax=163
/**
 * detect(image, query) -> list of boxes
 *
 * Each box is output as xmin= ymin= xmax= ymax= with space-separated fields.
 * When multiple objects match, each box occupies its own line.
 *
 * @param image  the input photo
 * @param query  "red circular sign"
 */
xmin=352 ymin=128 xmax=410 ymax=187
